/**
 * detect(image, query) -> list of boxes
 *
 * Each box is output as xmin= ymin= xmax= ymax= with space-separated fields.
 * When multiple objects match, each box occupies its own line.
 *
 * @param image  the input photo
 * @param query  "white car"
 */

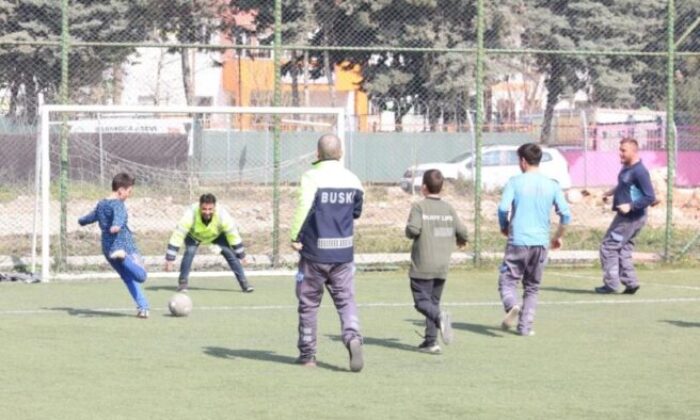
xmin=400 ymin=145 xmax=572 ymax=192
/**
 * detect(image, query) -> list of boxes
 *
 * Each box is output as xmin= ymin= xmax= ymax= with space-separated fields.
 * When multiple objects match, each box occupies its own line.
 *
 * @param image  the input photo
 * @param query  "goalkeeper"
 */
xmin=164 ymin=193 xmax=254 ymax=293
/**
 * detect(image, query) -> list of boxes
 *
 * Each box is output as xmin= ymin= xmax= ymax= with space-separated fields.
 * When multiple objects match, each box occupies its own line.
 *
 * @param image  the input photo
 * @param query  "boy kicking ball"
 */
xmin=405 ymin=169 xmax=468 ymax=354
xmin=78 ymin=173 xmax=149 ymax=318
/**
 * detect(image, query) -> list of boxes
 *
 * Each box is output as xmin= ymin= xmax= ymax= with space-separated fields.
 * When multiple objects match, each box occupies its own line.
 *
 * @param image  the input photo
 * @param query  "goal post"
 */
xmin=37 ymin=105 xmax=347 ymax=282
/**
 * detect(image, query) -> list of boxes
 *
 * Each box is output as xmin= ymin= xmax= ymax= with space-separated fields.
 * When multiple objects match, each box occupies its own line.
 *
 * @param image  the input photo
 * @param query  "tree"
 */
xmin=233 ymin=0 xmax=516 ymax=128
xmin=0 ymin=0 xmax=149 ymax=121
xmin=232 ymin=0 xmax=317 ymax=107
xmin=634 ymin=0 xmax=700 ymax=116
xmin=145 ymin=0 xmax=224 ymax=105
xmin=522 ymin=0 xmax=666 ymax=144
xmin=309 ymin=0 xmax=515 ymax=129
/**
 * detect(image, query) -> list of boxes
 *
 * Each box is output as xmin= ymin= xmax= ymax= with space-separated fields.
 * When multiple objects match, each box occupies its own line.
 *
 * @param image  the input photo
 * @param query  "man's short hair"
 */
xmin=423 ymin=169 xmax=444 ymax=194
xmin=112 ymin=172 xmax=135 ymax=191
xmin=317 ymin=134 xmax=342 ymax=161
xmin=517 ymin=143 xmax=543 ymax=166
xmin=620 ymin=137 xmax=639 ymax=148
xmin=200 ymin=193 xmax=217 ymax=205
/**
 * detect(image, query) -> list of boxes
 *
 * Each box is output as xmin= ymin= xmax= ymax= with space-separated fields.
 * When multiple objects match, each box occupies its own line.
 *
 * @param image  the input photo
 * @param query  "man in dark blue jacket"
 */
xmin=597 ymin=138 xmax=656 ymax=294
xmin=290 ymin=134 xmax=365 ymax=372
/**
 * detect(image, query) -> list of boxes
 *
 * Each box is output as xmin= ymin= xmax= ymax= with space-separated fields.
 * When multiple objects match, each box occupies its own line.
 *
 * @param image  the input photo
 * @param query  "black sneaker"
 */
xmin=176 ymin=283 xmax=189 ymax=293
xmin=347 ymin=337 xmax=364 ymax=372
xmin=417 ymin=340 xmax=442 ymax=354
xmin=294 ymin=355 xmax=317 ymax=367
xmin=594 ymin=285 xmax=617 ymax=294
xmin=622 ymin=285 xmax=640 ymax=295
xmin=242 ymin=284 xmax=255 ymax=293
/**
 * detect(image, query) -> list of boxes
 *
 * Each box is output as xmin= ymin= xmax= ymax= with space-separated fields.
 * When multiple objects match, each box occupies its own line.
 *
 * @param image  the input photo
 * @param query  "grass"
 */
xmin=1 ymin=268 xmax=699 ymax=419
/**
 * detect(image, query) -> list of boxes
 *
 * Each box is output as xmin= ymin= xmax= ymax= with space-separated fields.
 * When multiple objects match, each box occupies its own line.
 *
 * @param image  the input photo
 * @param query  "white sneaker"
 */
xmin=439 ymin=311 xmax=453 ymax=345
xmin=109 ymin=249 xmax=126 ymax=260
xmin=347 ymin=337 xmax=364 ymax=373
xmin=501 ymin=305 xmax=520 ymax=330
xmin=136 ymin=309 xmax=149 ymax=319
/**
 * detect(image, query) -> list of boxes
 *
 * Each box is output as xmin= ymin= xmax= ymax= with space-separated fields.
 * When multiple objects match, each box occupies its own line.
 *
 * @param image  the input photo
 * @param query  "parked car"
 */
xmin=400 ymin=145 xmax=572 ymax=192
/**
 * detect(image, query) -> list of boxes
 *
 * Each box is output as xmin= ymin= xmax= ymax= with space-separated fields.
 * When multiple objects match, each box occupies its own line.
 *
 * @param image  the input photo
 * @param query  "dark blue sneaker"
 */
xmin=417 ymin=340 xmax=442 ymax=354
xmin=622 ymin=285 xmax=640 ymax=295
xmin=594 ymin=285 xmax=617 ymax=294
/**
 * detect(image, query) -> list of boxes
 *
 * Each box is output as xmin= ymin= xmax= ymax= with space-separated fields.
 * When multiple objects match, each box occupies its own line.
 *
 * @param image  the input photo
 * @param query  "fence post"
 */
xmin=473 ymin=0 xmax=485 ymax=267
xmin=664 ymin=0 xmax=676 ymax=262
xmin=58 ymin=0 xmax=70 ymax=271
xmin=271 ymin=0 xmax=282 ymax=267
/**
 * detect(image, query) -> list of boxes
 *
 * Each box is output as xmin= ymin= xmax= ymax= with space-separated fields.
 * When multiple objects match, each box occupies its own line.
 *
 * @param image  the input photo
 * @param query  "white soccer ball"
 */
xmin=168 ymin=293 xmax=193 ymax=317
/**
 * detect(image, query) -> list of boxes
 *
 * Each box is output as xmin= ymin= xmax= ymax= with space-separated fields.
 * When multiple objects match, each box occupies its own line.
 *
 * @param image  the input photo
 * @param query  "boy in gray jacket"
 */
xmin=405 ymin=169 xmax=469 ymax=354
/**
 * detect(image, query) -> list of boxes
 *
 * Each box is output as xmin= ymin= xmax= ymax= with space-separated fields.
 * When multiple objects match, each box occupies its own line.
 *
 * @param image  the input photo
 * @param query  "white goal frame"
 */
xmin=36 ymin=105 xmax=347 ymax=282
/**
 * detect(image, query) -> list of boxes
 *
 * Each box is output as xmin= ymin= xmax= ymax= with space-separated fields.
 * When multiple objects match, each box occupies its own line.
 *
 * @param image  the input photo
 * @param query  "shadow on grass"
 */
xmin=145 ymin=285 xmax=238 ymax=293
xmin=202 ymin=347 xmax=345 ymax=372
xmin=328 ymin=334 xmax=419 ymax=352
xmin=452 ymin=322 xmax=507 ymax=338
xmin=661 ymin=320 xmax=700 ymax=328
xmin=540 ymin=286 xmax=599 ymax=295
xmin=47 ymin=307 xmax=130 ymax=318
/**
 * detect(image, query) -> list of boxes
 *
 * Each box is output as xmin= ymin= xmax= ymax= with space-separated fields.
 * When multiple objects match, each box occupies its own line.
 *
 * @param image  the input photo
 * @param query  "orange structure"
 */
xmin=221 ymin=56 xmax=369 ymax=131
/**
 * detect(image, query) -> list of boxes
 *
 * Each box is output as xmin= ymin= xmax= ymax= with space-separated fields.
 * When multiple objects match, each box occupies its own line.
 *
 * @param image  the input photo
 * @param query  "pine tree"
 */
xmin=0 ymin=0 xmax=149 ymax=121
xmin=522 ymin=0 xmax=666 ymax=143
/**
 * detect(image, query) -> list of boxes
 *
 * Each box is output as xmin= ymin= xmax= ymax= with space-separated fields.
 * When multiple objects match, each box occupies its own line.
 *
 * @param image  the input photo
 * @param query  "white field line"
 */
xmin=3 ymin=296 xmax=700 ymax=316
xmin=52 ymin=270 xmax=297 ymax=281
xmin=551 ymin=271 xmax=700 ymax=291
xmin=646 ymin=284 xmax=700 ymax=291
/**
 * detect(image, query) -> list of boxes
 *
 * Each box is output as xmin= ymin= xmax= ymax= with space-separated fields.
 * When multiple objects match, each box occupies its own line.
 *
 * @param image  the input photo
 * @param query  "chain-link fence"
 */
xmin=1 ymin=0 xmax=699 ymax=276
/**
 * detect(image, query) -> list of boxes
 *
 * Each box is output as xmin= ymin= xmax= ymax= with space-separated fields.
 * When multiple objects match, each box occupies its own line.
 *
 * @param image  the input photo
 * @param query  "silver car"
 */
xmin=400 ymin=145 xmax=572 ymax=192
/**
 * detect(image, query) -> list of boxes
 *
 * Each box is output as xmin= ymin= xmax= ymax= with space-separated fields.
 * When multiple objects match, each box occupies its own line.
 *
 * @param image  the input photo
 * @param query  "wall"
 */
xmin=561 ymin=150 xmax=700 ymax=188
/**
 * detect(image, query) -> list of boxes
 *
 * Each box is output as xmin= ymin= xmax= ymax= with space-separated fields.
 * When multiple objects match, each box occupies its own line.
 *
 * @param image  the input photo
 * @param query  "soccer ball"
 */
xmin=168 ymin=293 xmax=193 ymax=317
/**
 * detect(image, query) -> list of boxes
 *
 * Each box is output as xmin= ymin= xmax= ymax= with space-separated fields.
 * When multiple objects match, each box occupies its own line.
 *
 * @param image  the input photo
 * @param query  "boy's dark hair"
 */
xmin=200 ymin=193 xmax=217 ymax=205
xmin=423 ymin=169 xmax=444 ymax=194
xmin=112 ymin=172 xmax=135 ymax=191
xmin=517 ymin=143 xmax=543 ymax=166
xmin=620 ymin=137 xmax=639 ymax=148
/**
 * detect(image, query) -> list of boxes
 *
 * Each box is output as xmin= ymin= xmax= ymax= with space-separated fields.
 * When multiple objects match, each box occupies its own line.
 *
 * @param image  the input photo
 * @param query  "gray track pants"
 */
xmin=498 ymin=245 xmax=548 ymax=335
xmin=600 ymin=214 xmax=646 ymax=290
xmin=296 ymin=258 xmax=361 ymax=359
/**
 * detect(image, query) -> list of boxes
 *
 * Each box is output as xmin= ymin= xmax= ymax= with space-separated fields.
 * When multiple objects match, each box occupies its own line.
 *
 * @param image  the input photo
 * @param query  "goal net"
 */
xmin=36 ymin=105 xmax=346 ymax=281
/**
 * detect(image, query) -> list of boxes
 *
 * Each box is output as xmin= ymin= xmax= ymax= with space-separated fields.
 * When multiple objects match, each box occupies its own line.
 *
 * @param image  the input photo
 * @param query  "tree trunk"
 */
xmin=24 ymin=73 xmax=37 ymax=123
xmin=181 ymin=49 xmax=194 ymax=105
xmin=540 ymin=75 xmax=562 ymax=145
xmin=322 ymin=30 xmax=336 ymax=107
xmin=154 ymin=49 xmax=165 ymax=105
xmin=290 ymin=51 xmax=300 ymax=108
xmin=9 ymin=81 xmax=19 ymax=118
xmin=303 ymin=50 xmax=310 ymax=107
xmin=113 ymin=64 xmax=124 ymax=105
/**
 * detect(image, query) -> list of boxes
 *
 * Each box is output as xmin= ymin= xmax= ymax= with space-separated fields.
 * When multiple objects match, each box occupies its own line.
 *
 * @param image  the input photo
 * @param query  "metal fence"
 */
xmin=1 ymin=0 xmax=699 ymax=274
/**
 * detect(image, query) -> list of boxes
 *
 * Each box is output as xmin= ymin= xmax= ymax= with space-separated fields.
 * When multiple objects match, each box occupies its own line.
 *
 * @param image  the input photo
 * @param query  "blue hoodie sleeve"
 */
xmin=78 ymin=206 xmax=98 ymax=226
